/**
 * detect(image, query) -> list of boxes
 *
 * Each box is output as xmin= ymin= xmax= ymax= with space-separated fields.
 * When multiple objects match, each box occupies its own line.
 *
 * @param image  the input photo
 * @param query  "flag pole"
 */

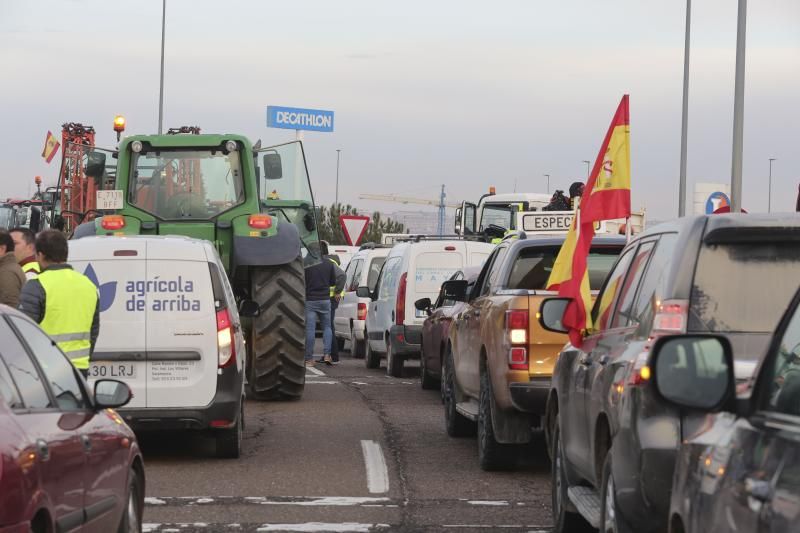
xmin=625 ymin=217 xmax=632 ymax=244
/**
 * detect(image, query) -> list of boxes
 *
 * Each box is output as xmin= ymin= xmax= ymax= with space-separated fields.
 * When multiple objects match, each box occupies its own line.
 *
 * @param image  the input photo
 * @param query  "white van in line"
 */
xmin=334 ymin=244 xmax=391 ymax=356
xmin=327 ymin=245 xmax=360 ymax=271
xmin=69 ymin=235 xmax=248 ymax=458
xmin=361 ymin=239 xmax=495 ymax=377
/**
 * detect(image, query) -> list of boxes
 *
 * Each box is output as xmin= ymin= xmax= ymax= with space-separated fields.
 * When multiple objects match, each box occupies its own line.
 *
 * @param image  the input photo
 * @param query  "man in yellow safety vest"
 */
xmin=18 ymin=230 xmax=100 ymax=377
xmin=326 ymin=252 xmax=347 ymax=364
xmin=10 ymin=227 xmax=41 ymax=280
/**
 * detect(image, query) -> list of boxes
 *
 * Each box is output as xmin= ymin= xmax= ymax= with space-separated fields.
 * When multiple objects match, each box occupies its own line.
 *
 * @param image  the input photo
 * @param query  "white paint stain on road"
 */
xmin=360 ymin=440 xmax=389 ymax=494
xmin=256 ymin=523 xmax=389 ymax=532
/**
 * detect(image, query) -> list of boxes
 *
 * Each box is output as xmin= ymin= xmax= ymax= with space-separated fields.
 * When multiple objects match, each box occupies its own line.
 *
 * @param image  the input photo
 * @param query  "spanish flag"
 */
xmin=41 ymin=131 xmax=60 ymax=164
xmin=546 ymin=95 xmax=631 ymax=347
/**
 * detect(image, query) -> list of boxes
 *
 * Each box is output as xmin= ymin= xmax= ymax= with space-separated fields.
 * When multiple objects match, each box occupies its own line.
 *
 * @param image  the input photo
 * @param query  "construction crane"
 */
xmin=359 ymin=185 xmax=460 ymax=235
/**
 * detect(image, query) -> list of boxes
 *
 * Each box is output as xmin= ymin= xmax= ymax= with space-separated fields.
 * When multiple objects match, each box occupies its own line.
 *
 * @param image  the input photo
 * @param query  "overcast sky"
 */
xmin=1 ymin=0 xmax=798 ymax=220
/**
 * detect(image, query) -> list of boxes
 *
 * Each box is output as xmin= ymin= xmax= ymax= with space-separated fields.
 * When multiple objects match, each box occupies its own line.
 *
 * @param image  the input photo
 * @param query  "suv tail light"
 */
xmin=506 ymin=309 xmax=529 ymax=370
xmin=216 ymin=308 xmax=236 ymax=368
xmin=626 ymin=300 xmax=689 ymax=386
xmin=357 ymin=302 xmax=367 ymax=321
xmin=395 ymin=272 xmax=407 ymax=326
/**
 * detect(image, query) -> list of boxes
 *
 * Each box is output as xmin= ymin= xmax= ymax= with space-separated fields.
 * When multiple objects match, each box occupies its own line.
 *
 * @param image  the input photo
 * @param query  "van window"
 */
xmin=690 ymin=242 xmax=800 ymax=333
xmin=347 ymin=259 xmax=363 ymax=291
xmin=367 ymin=256 xmax=386 ymax=291
xmin=507 ymin=245 xmax=622 ymax=291
xmin=415 ymin=252 xmax=464 ymax=294
xmin=378 ymin=257 xmax=403 ymax=300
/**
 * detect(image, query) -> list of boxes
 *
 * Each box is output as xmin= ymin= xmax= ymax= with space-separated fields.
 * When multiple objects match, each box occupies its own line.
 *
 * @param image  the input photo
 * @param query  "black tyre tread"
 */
xmin=365 ymin=340 xmax=380 ymax=369
xmin=551 ymin=423 xmax=594 ymax=533
xmin=337 ymin=337 xmax=346 ymax=351
xmin=386 ymin=343 xmax=403 ymax=377
xmin=420 ymin=348 xmax=438 ymax=390
xmin=478 ymin=371 xmax=516 ymax=471
xmin=444 ymin=350 xmax=476 ymax=437
xmin=599 ymin=446 xmax=635 ymax=533
xmin=216 ymin=416 xmax=242 ymax=459
xmin=248 ymin=257 xmax=306 ymax=401
xmin=117 ymin=467 xmax=143 ymax=533
xmin=352 ymin=327 xmax=366 ymax=359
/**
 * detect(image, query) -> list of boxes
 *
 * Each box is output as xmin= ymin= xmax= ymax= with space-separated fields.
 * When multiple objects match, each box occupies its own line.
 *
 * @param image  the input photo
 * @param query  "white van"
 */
xmin=69 ymin=235 xmax=247 ymax=458
xmin=327 ymin=245 xmax=360 ymax=271
xmin=334 ymin=244 xmax=391 ymax=356
xmin=361 ymin=239 xmax=494 ymax=377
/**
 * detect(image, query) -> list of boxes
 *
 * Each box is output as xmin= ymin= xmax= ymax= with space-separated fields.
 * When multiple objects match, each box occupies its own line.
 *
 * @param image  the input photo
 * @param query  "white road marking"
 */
xmin=144 ymin=497 xmax=167 ymax=505
xmin=245 ymin=496 xmax=390 ymax=506
xmin=256 ymin=523 xmax=389 ymax=532
xmin=467 ymin=500 xmax=509 ymax=506
xmin=360 ymin=440 xmax=389 ymax=494
xmin=306 ymin=381 xmax=338 ymax=385
xmin=306 ymin=366 xmax=326 ymax=376
xmin=351 ymin=382 xmax=368 ymax=385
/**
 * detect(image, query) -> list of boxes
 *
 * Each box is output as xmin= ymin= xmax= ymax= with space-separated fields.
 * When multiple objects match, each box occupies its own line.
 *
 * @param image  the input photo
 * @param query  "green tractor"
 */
xmin=73 ymin=130 xmax=321 ymax=400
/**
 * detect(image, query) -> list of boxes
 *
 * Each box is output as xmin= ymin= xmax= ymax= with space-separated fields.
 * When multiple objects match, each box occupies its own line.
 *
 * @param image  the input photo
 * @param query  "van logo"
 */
xmin=83 ymin=264 xmax=118 ymax=312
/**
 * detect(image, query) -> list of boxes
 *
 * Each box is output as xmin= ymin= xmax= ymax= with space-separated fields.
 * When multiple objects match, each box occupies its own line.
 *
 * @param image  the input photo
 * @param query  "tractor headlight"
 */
xmin=225 ymin=140 xmax=237 ymax=152
xmin=131 ymin=141 xmax=143 ymax=153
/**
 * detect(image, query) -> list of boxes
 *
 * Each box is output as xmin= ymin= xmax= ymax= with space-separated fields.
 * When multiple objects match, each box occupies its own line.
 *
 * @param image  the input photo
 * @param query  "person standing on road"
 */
xmin=0 ymin=230 xmax=26 ymax=307
xmin=18 ymin=230 xmax=100 ymax=377
xmin=10 ymin=227 xmax=40 ymax=280
xmin=304 ymin=241 xmax=344 ymax=366
xmin=327 ymin=254 xmax=347 ymax=364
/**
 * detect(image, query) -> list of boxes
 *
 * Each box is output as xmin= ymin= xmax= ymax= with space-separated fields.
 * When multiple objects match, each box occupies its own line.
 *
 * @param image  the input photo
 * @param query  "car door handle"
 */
xmin=579 ymin=355 xmax=592 ymax=367
xmin=36 ymin=439 xmax=50 ymax=461
xmin=745 ymin=478 xmax=773 ymax=502
xmin=81 ymin=434 xmax=92 ymax=453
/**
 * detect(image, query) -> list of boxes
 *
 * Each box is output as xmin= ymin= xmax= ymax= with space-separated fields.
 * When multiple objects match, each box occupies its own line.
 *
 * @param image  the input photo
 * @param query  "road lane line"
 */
xmin=306 ymin=366 xmax=326 ymax=376
xmin=360 ymin=440 xmax=389 ymax=494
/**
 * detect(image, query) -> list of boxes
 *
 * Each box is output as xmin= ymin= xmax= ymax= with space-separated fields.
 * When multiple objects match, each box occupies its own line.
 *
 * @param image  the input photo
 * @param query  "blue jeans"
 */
xmin=305 ymin=299 xmax=332 ymax=360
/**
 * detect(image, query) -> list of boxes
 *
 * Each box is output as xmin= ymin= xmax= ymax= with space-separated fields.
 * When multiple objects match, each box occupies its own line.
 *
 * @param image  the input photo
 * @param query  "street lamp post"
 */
xmin=678 ymin=0 xmax=692 ymax=217
xmin=768 ymin=158 xmax=776 ymax=212
xmin=158 ymin=0 xmax=166 ymax=134
xmin=544 ymin=174 xmax=550 ymax=193
xmin=582 ymin=160 xmax=591 ymax=179
xmin=335 ymin=149 xmax=341 ymax=207
xmin=730 ymin=0 xmax=747 ymax=212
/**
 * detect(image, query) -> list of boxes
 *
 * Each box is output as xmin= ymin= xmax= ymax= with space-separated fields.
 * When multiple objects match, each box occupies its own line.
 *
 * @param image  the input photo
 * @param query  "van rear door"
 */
xmin=408 ymin=246 xmax=465 ymax=326
xmin=144 ymin=239 xmax=218 ymax=408
xmin=69 ymin=239 xmax=148 ymax=409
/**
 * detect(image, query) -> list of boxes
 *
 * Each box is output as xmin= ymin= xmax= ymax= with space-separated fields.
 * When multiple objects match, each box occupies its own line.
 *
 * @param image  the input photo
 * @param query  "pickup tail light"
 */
xmin=506 ymin=309 xmax=529 ymax=370
xmin=101 ymin=215 xmax=125 ymax=231
xmin=357 ymin=302 xmax=367 ymax=321
xmin=216 ymin=308 xmax=236 ymax=368
xmin=395 ymin=272 xmax=407 ymax=326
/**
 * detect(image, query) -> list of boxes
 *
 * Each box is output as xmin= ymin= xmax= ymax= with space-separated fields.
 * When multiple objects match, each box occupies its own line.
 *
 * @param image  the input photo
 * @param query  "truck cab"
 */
xmin=455 ymin=192 xmax=552 ymax=236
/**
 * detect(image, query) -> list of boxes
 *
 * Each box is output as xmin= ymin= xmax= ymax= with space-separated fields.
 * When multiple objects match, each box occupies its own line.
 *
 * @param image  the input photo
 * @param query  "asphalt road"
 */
xmin=138 ymin=341 xmax=554 ymax=532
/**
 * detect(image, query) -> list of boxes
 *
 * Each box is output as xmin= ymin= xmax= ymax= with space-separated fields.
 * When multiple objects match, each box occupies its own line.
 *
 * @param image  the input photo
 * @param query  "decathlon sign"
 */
xmin=267 ymin=106 xmax=334 ymax=132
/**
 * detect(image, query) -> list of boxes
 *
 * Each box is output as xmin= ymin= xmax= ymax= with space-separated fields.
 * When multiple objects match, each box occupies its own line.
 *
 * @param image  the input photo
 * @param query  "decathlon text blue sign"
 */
xmin=267 ymin=106 xmax=334 ymax=132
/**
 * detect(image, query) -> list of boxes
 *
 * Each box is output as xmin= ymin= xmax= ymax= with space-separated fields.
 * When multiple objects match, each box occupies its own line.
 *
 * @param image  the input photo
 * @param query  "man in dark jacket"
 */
xmin=304 ymin=241 xmax=345 ymax=366
xmin=0 ymin=230 xmax=25 ymax=307
xmin=18 ymin=230 xmax=100 ymax=376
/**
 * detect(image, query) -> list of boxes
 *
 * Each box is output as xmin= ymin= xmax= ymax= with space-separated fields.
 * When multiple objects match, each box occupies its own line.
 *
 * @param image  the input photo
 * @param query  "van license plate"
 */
xmin=88 ymin=363 xmax=137 ymax=380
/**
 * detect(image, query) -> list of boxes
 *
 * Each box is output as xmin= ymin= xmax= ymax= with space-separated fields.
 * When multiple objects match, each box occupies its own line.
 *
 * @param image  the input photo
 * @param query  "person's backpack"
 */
xmin=543 ymin=190 xmax=570 ymax=211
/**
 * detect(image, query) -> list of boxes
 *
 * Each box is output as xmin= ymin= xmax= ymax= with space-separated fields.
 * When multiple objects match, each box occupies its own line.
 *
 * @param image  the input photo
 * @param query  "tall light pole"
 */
xmin=335 ymin=149 xmax=341 ymax=207
xmin=678 ymin=0 xmax=692 ymax=217
xmin=730 ymin=0 xmax=747 ymax=213
xmin=157 ymin=0 xmax=166 ymax=134
xmin=582 ymin=160 xmax=591 ymax=179
xmin=544 ymin=174 xmax=550 ymax=193
xmin=768 ymin=158 xmax=776 ymax=212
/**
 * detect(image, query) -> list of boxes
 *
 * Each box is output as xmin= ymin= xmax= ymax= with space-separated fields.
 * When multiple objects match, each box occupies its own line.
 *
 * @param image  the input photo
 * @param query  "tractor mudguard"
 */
xmin=232 ymin=220 xmax=301 ymax=269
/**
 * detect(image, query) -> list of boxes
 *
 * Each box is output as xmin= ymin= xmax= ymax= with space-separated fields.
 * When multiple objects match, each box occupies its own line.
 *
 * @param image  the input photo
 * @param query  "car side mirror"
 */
xmin=415 ymin=297 xmax=432 ymax=315
xmin=94 ymin=379 xmax=132 ymax=409
xmin=356 ymin=286 xmax=374 ymax=300
xmin=539 ymin=297 xmax=570 ymax=333
xmin=263 ymin=153 xmax=283 ymax=180
xmin=238 ymin=300 xmax=260 ymax=317
xmin=651 ymin=335 xmax=735 ymax=412
xmin=440 ymin=280 xmax=468 ymax=303
xmin=85 ymin=151 xmax=107 ymax=180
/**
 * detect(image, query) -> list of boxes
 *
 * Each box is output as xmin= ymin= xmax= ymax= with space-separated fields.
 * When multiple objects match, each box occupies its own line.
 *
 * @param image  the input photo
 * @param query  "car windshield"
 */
xmin=690 ymin=241 xmax=800 ymax=333
xmin=479 ymin=204 xmax=513 ymax=231
xmin=0 ymin=206 xmax=15 ymax=229
xmin=507 ymin=245 xmax=621 ymax=290
xmin=129 ymin=149 xmax=244 ymax=220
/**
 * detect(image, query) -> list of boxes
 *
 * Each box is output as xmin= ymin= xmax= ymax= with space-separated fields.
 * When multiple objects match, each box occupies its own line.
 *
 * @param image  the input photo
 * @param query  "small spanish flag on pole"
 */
xmin=41 ymin=131 xmax=61 ymax=164
xmin=546 ymin=95 xmax=631 ymax=347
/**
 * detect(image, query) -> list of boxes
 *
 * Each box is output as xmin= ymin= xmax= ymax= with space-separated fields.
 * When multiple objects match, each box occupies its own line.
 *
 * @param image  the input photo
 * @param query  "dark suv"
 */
xmin=540 ymin=214 xmax=800 ymax=533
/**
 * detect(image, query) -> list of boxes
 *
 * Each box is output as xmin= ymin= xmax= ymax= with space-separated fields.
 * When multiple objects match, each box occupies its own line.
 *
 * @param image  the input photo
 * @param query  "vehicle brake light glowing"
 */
xmin=216 ymin=308 xmax=236 ymax=368
xmin=357 ymin=302 xmax=367 ymax=321
xmin=506 ymin=310 xmax=529 ymax=370
xmin=652 ymin=299 xmax=688 ymax=334
xmin=248 ymin=214 xmax=272 ymax=229
xmin=101 ymin=215 xmax=125 ymax=231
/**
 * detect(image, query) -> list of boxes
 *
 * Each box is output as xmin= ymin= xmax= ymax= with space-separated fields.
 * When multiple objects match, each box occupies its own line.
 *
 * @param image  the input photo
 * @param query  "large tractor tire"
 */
xmin=247 ymin=257 xmax=306 ymax=401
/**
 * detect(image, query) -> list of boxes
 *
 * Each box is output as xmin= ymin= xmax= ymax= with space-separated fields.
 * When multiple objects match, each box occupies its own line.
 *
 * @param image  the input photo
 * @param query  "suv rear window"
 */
xmin=690 ymin=242 xmax=800 ymax=333
xmin=507 ymin=245 xmax=622 ymax=290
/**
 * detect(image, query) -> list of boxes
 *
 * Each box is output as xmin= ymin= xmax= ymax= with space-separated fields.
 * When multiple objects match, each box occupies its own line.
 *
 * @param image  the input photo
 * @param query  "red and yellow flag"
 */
xmin=546 ymin=95 xmax=631 ymax=347
xmin=41 ymin=131 xmax=60 ymax=164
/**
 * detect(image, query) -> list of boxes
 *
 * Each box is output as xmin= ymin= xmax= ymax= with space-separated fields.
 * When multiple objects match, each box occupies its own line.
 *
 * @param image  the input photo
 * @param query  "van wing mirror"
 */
xmin=415 ymin=297 xmax=432 ymax=314
xmin=93 ymin=380 xmax=132 ymax=409
xmin=238 ymin=300 xmax=260 ymax=317
xmin=263 ymin=153 xmax=282 ymax=180
xmin=440 ymin=280 xmax=468 ymax=302
xmin=651 ymin=335 xmax=735 ymax=412
xmin=539 ymin=297 xmax=570 ymax=333
xmin=356 ymin=286 xmax=373 ymax=299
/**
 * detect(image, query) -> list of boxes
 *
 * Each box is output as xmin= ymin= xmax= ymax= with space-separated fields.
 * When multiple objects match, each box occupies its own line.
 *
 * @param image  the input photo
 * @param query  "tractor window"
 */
xmin=129 ymin=149 xmax=244 ymax=220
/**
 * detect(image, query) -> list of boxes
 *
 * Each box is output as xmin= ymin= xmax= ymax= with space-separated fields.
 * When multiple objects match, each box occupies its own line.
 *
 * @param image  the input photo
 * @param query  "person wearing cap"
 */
xmin=326 ymin=253 xmax=347 ymax=364
xmin=0 ymin=230 xmax=25 ymax=307
xmin=10 ymin=227 xmax=40 ymax=280
xmin=18 ymin=230 xmax=100 ymax=376
xmin=303 ymin=241 xmax=345 ymax=366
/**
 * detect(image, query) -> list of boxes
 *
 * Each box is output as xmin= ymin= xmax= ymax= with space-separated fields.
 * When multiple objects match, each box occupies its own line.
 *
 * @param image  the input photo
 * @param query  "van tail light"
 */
xmin=357 ymin=302 xmax=368 ymax=321
xmin=248 ymin=214 xmax=272 ymax=229
xmin=101 ymin=215 xmax=125 ymax=231
xmin=216 ymin=308 xmax=236 ymax=368
xmin=626 ymin=300 xmax=688 ymax=386
xmin=506 ymin=309 xmax=529 ymax=370
xmin=395 ymin=272 xmax=407 ymax=326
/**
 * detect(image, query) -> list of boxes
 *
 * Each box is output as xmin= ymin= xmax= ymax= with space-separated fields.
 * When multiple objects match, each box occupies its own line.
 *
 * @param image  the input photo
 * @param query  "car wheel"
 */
xmin=365 ymin=339 xmax=380 ymax=369
xmin=337 ymin=337 xmax=346 ymax=351
xmin=551 ymin=420 xmax=593 ymax=533
xmin=386 ymin=341 xmax=403 ymax=377
xmin=352 ymin=326 xmax=366 ymax=359
xmin=443 ymin=349 xmax=475 ymax=437
xmin=420 ymin=348 xmax=437 ymax=390
xmin=215 ymin=405 xmax=243 ymax=459
xmin=117 ymin=467 xmax=143 ymax=533
xmin=599 ymin=446 xmax=634 ymax=533
xmin=477 ymin=370 xmax=515 ymax=471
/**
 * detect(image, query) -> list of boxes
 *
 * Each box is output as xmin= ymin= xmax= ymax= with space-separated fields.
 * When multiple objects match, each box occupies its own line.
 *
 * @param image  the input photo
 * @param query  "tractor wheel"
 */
xmin=247 ymin=257 xmax=306 ymax=401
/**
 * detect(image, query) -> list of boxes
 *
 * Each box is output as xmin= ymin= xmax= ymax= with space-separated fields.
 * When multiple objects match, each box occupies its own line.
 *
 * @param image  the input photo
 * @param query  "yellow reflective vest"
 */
xmin=328 ymin=257 xmax=345 ymax=298
xmin=21 ymin=261 xmax=40 ymax=279
xmin=37 ymin=268 xmax=98 ymax=370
